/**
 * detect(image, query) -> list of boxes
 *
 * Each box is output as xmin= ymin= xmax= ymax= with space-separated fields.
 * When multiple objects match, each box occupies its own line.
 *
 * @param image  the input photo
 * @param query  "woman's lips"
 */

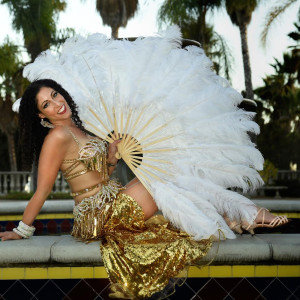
xmin=57 ymin=104 xmax=66 ymax=114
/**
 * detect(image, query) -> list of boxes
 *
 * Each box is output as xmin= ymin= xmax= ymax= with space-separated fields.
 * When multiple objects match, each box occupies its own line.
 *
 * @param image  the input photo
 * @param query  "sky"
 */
xmin=0 ymin=0 xmax=299 ymax=93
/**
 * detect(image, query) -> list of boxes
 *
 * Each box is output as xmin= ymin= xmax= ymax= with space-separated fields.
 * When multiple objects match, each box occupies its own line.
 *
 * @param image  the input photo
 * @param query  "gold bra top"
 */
xmin=62 ymin=127 xmax=109 ymax=197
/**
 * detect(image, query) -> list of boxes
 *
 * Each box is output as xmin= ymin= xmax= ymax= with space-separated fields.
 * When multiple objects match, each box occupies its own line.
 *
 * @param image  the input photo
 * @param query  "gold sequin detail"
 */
xmin=72 ymin=190 xmax=212 ymax=299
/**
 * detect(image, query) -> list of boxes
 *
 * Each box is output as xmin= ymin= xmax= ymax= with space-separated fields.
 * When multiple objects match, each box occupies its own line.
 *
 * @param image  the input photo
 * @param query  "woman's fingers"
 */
xmin=0 ymin=231 xmax=22 ymax=241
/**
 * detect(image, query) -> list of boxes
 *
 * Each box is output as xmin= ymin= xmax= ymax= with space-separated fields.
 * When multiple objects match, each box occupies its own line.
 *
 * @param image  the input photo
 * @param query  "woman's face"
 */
xmin=36 ymin=87 xmax=72 ymax=124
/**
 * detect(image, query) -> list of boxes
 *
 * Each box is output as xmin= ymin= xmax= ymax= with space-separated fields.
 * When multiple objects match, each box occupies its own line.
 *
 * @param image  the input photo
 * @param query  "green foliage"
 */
xmin=225 ymin=0 xmax=257 ymax=26
xmin=261 ymin=0 xmax=298 ymax=48
xmin=255 ymin=14 xmax=300 ymax=169
xmin=158 ymin=0 xmax=232 ymax=80
xmin=1 ymin=0 xmax=68 ymax=59
xmin=259 ymin=160 xmax=278 ymax=185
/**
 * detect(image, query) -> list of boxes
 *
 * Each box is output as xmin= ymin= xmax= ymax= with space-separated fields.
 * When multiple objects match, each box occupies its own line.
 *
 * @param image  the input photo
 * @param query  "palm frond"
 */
xmin=261 ymin=0 xmax=298 ymax=48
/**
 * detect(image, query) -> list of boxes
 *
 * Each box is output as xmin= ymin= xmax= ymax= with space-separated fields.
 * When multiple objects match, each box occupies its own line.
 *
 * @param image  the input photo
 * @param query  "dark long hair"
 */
xmin=19 ymin=79 xmax=85 ymax=170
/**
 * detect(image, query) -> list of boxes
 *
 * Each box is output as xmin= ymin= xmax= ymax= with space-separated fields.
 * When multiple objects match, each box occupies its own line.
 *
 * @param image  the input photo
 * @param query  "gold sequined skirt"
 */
xmin=72 ymin=188 xmax=212 ymax=299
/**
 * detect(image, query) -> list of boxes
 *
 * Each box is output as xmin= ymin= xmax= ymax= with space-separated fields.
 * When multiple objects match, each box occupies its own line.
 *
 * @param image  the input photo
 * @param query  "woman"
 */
xmin=0 ymin=29 xmax=289 ymax=298
xmin=0 ymin=78 xmax=289 ymax=299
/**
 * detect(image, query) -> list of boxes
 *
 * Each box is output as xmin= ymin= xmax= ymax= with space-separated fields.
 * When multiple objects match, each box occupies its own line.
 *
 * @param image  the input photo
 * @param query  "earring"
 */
xmin=40 ymin=119 xmax=55 ymax=129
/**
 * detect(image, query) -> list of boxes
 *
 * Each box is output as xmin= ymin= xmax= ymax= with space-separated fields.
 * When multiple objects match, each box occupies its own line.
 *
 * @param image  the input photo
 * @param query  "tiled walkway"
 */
xmin=0 ymin=277 xmax=299 ymax=300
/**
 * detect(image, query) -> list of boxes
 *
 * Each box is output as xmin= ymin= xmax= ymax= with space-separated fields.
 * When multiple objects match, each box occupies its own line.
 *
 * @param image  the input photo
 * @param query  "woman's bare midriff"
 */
xmin=69 ymin=172 xmax=158 ymax=220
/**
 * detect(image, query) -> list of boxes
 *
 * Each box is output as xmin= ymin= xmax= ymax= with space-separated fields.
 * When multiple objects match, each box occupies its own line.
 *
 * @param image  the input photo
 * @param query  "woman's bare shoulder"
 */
xmin=43 ymin=126 xmax=72 ymax=146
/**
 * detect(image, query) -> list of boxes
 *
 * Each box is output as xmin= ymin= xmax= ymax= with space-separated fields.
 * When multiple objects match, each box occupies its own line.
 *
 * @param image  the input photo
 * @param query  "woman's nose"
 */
xmin=53 ymin=100 xmax=61 ymax=107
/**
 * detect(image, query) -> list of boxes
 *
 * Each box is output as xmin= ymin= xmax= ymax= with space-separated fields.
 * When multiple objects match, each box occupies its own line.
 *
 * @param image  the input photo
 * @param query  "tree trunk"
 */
xmin=6 ymin=132 xmax=17 ymax=171
xmin=112 ymin=26 xmax=119 ymax=39
xmin=239 ymin=22 xmax=254 ymax=99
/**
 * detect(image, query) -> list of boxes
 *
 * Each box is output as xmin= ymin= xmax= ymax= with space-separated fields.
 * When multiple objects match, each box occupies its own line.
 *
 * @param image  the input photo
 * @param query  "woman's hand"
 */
xmin=0 ymin=231 xmax=22 ymax=241
xmin=108 ymin=139 xmax=122 ymax=164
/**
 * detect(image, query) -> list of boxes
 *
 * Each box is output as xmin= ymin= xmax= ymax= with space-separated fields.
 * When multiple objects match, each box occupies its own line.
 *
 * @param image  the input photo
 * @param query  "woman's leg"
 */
xmin=122 ymin=178 xmax=158 ymax=220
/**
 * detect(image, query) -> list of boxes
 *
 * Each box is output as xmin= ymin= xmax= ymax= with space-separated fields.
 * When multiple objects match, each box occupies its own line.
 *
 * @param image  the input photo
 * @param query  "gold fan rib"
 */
xmin=88 ymin=107 xmax=117 ymax=141
xmin=81 ymin=56 xmax=115 ymax=135
xmin=138 ymin=123 xmax=168 ymax=144
xmin=113 ymin=107 xmax=119 ymax=140
xmin=130 ymin=158 xmax=171 ymax=175
xmin=142 ymin=135 xmax=174 ymax=148
xmin=120 ymin=141 xmax=142 ymax=156
xmin=132 ymin=148 xmax=176 ymax=154
xmin=84 ymin=120 xmax=114 ymax=143
xmin=120 ymin=111 xmax=124 ymax=138
xmin=130 ymin=156 xmax=171 ymax=164
xmin=121 ymin=156 xmax=153 ymax=195
xmin=122 ymin=107 xmax=146 ymax=150
xmin=120 ymin=136 xmax=140 ymax=153
xmin=121 ymin=109 xmax=133 ymax=148
xmin=135 ymin=115 xmax=156 ymax=137
xmin=131 ymin=162 xmax=165 ymax=183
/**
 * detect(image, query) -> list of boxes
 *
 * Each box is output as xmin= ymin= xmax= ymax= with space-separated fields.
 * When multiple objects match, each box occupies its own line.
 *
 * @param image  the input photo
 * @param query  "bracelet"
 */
xmin=13 ymin=228 xmax=29 ymax=239
xmin=13 ymin=221 xmax=35 ymax=239
xmin=19 ymin=221 xmax=35 ymax=233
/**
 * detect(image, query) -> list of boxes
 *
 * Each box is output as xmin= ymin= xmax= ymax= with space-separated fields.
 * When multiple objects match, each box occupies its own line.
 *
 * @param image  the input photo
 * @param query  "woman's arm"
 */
xmin=0 ymin=128 xmax=70 ymax=241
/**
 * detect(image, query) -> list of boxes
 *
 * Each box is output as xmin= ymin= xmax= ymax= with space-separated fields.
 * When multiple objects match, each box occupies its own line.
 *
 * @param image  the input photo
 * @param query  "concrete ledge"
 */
xmin=0 ymin=236 xmax=65 ymax=264
xmin=0 ymin=234 xmax=299 ymax=266
xmin=252 ymin=199 xmax=300 ymax=212
xmin=0 ymin=199 xmax=299 ymax=215
xmin=0 ymin=200 xmax=74 ymax=215
xmin=51 ymin=235 xmax=101 ymax=264
xmin=207 ymin=235 xmax=271 ymax=263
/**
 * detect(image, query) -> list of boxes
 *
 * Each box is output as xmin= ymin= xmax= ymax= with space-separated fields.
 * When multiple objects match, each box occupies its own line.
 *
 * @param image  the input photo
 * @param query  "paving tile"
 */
xmin=230 ymin=278 xmax=260 ymax=300
xmin=21 ymin=279 xmax=48 ymax=295
xmin=2 ymin=280 xmax=33 ymax=300
xmin=196 ymin=278 xmax=227 ymax=300
xmin=35 ymin=280 xmax=66 ymax=299
xmin=286 ymin=295 xmax=299 ymax=300
xmin=214 ymin=278 xmax=242 ymax=294
xmin=0 ymin=280 xmax=16 ymax=295
xmin=184 ymin=278 xmax=210 ymax=292
xmin=54 ymin=279 xmax=80 ymax=295
xmin=167 ymin=281 xmax=198 ymax=300
xmin=254 ymin=295 xmax=267 ymax=300
xmin=262 ymin=278 xmax=293 ymax=300
xmin=84 ymin=279 xmax=110 ymax=294
xmin=247 ymin=278 xmax=274 ymax=293
xmin=279 ymin=277 xmax=300 ymax=293
xmin=293 ymin=286 xmax=300 ymax=298
xmin=66 ymin=279 xmax=98 ymax=300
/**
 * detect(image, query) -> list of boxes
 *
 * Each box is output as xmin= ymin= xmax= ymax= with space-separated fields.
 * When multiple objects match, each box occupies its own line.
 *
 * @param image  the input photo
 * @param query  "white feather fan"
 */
xmin=23 ymin=26 xmax=264 ymax=240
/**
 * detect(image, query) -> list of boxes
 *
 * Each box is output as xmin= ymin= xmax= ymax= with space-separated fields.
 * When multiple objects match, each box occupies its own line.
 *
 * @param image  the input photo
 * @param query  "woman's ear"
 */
xmin=38 ymin=113 xmax=45 ymax=119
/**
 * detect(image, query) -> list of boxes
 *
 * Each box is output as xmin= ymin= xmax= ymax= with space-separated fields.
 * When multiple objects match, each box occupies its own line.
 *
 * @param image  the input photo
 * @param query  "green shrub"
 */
xmin=259 ymin=160 xmax=278 ymax=185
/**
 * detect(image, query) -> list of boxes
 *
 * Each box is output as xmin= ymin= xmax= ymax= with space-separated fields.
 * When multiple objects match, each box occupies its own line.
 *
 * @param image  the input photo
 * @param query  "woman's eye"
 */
xmin=43 ymin=102 xmax=49 ymax=109
xmin=53 ymin=91 xmax=58 ymax=97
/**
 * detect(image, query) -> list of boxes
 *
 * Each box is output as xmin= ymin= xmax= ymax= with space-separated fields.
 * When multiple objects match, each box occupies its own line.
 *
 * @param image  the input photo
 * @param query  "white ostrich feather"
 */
xmin=22 ymin=26 xmax=264 ymax=240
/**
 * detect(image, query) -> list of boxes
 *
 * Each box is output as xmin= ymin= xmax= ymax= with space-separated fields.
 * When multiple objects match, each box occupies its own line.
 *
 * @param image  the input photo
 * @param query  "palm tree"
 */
xmin=158 ymin=0 xmax=233 ymax=80
xmin=225 ymin=0 xmax=257 ymax=99
xmin=261 ymin=0 xmax=299 ymax=48
xmin=0 ymin=41 xmax=24 ymax=171
xmin=96 ymin=0 xmax=139 ymax=38
xmin=255 ymin=17 xmax=300 ymax=168
xmin=1 ymin=0 xmax=70 ymax=188
xmin=1 ymin=0 xmax=67 ymax=60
